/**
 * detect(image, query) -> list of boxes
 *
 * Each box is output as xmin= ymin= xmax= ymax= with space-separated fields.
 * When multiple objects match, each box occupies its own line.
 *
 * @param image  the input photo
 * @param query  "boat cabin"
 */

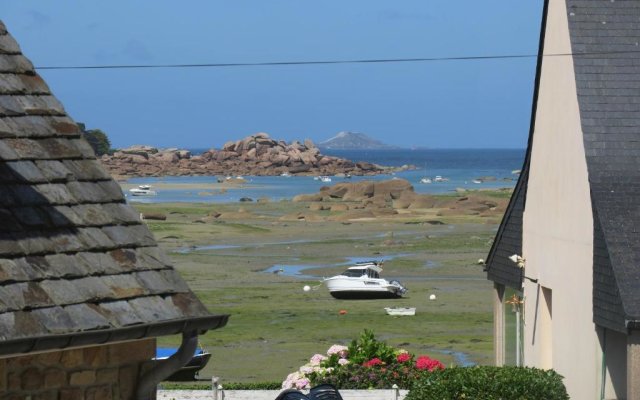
xmin=341 ymin=264 xmax=382 ymax=279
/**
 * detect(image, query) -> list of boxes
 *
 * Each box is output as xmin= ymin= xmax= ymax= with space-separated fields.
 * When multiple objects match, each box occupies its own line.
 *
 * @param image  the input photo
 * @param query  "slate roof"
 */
xmin=485 ymin=1 xmax=548 ymax=291
xmin=566 ymin=0 xmax=640 ymax=332
xmin=0 ymin=20 xmax=227 ymax=355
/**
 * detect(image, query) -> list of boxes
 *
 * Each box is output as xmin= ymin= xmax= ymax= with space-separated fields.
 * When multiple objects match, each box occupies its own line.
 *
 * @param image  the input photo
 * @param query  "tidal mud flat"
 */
xmin=133 ymin=194 xmax=505 ymax=383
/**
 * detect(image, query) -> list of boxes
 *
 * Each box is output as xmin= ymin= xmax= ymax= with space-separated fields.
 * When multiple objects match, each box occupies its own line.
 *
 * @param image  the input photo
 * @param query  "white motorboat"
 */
xmin=320 ymin=176 xmax=332 ymax=183
xmin=420 ymin=177 xmax=432 ymax=184
xmin=129 ymin=185 xmax=157 ymax=196
xmin=324 ymin=261 xmax=407 ymax=299
xmin=433 ymin=175 xmax=449 ymax=183
xmin=384 ymin=307 xmax=416 ymax=316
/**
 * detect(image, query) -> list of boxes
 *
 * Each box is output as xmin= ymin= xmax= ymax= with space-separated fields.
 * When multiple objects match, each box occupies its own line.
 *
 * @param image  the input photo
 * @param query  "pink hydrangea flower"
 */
xmin=295 ymin=378 xmax=310 ymax=389
xmin=327 ymin=344 xmax=348 ymax=357
xmin=310 ymin=353 xmax=327 ymax=366
xmin=397 ymin=353 xmax=411 ymax=363
xmin=338 ymin=358 xmax=350 ymax=366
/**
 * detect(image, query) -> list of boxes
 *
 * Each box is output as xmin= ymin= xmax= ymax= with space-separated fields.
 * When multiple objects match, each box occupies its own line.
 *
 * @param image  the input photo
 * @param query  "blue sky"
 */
xmin=2 ymin=1 xmax=543 ymax=149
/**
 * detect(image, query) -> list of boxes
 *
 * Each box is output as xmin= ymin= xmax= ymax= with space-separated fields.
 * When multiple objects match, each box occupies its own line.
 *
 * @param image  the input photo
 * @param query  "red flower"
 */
xmin=363 ymin=358 xmax=383 ymax=367
xmin=396 ymin=353 xmax=411 ymax=363
xmin=415 ymin=355 xmax=444 ymax=371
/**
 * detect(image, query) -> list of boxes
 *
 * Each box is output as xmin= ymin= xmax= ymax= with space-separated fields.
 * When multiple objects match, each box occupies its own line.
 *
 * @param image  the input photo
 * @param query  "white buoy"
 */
xmin=429 ymin=294 xmax=437 ymax=300
xmin=303 ymin=285 xmax=311 ymax=292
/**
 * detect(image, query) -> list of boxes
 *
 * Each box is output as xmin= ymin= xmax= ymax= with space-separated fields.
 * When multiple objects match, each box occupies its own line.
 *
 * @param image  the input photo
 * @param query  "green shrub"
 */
xmin=406 ymin=366 xmax=568 ymax=400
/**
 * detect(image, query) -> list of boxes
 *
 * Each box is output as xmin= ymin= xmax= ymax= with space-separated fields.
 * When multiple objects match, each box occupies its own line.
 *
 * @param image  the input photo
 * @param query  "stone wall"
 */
xmin=0 ymin=339 xmax=155 ymax=400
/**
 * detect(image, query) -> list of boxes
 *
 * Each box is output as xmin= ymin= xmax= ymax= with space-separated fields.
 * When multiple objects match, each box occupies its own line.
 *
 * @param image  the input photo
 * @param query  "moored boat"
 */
xmin=129 ymin=185 xmax=157 ymax=196
xmin=324 ymin=261 xmax=407 ymax=299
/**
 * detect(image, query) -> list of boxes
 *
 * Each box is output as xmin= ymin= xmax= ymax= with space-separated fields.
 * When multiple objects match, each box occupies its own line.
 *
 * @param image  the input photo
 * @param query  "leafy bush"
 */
xmin=406 ymin=366 xmax=569 ymax=400
xmin=283 ymin=330 xmax=444 ymax=390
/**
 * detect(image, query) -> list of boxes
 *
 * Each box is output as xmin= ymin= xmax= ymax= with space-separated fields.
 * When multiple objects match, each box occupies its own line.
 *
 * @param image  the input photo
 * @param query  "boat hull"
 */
xmin=330 ymin=290 xmax=403 ymax=300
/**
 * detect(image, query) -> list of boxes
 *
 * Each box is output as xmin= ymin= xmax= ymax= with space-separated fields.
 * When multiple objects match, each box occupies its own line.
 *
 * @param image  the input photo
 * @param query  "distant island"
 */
xmin=318 ymin=131 xmax=400 ymax=150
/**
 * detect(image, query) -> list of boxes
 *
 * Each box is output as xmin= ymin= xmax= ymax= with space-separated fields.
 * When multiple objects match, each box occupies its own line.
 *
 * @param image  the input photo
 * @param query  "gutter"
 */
xmin=136 ymin=330 xmax=199 ymax=400
xmin=0 ymin=314 xmax=228 ymax=358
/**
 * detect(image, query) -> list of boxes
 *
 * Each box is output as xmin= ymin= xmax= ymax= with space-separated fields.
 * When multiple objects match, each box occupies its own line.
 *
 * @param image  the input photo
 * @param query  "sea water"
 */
xmin=126 ymin=149 xmax=524 ymax=204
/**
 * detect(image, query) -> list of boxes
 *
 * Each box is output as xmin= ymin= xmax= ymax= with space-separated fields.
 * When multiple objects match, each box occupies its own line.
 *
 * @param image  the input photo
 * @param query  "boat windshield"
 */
xmin=342 ymin=268 xmax=380 ymax=278
xmin=342 ymin=269 xmax=366 ymax=277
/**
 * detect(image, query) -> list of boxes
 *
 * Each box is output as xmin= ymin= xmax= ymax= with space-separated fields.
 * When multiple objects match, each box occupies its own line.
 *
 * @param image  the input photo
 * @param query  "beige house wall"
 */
xmin=0 ymin=339 xmax=155 ymax=399
xmin=522 ymin=0 xmax=600 ymax=398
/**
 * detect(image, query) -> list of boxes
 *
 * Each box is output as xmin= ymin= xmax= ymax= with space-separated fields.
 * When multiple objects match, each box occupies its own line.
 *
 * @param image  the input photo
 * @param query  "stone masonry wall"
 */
xmin=0 ymin=338 xmax=155 ymax=400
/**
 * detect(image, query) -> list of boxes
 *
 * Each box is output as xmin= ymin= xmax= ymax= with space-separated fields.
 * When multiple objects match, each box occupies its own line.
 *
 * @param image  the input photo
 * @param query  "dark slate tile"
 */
xmin=4 ymin=138 xmax=49 ymax=159
xmin=69 ymin=138 xmax=96 ymax=158
xmin=75 ymin=227 xmax=115 ymax=250
xmin=1 ymin=115 xmax=52 ymax=138
xmin=101 ymin=204 xmax=142 ymax=224
xmin=14 ymin=233 xmax=56 ymax=256
xmin=0 ymin=54 xmax=35 ymax=74
xmin=12 ymin=207 xmax=51 ymax=228
xmin=96 ymin=180 xmax=126 ymax=202
xmin=43 ymin=253 xmax=87 ymax=278
xmin=0 ymin=284 xmax=24 ymax=312
xmin=38 ymin=279 xmax=85 ymax=305
xmin=17 ymin=95 xmax=65 ymax=116
xmin=138 ymin=244 xmax=173 ymax=268
xmin=12 ymin=310 xmax=47 ymax=338
xmin=170 ymin=292 xmax=212 ymax=317
xmin=102 ymin=274 xmax=148 ymax=298
xmin=75 ymin=276 xmax=116 ymax=301
xmin=33 ymin=183 xmax=77 ymax=205
xmin=48 ymin=206 xmax=83 ymax=226
xmin=0 ymin=118 xmax=16 ymax=139
xmin=62 ymin=160 xmax=111 ymax=180
xmin=5 ymin=160 xmax=46 ymax=182
xmin=108 ymin=248 xmax=141 ymax=271
xmin=72 ymin=204 xmax=115 ymax=226
xmin=48 ymin=116 xmax=81 ymax=137
xmin=0 ymin=33 xmax=20 ymax=54
xmin=0 ymin=95 xmax=24 ymax=116
xmin=18 ymin=75 xmax=50 ymax=95
xmin=93 ymin=301 xmax=144 ymax=327
xmin=0 ymin=208 xmax=22 ymax=232
xmin=0 ymin=258 xmax=31 ymax=283
xmin=0 ymin=139 xmax=19 ymax=160
xmin=37 ymin=138 xmax=84 ymax=159
xmin=128 ymin=295 xmax=182 ymax=321
xmin=66 ymin=181 xmax=108 ymax=203
xmin=21 ymin=282 xmax=54 ymax=308
xmin=0 ymin=233 xmax=25 ymax=256
xmin=134 ymin=270 xmax=179 ymax=295
xmin=63 ymin=303 xmax=111 ymax=330
xmin=102 ymin=225 xmax=146 ymax=247
xmin=0 ymin=313 xmax=15 ymax=340
xmin=34 ymin=160 xmax=73 ymax=182
xmin=48 ymin=229 xmax=87 ymax=254
xmin=31 ymin=307 xmax=76 ymax=334
xmin=76 ymin=252 xmax=123 ymax=275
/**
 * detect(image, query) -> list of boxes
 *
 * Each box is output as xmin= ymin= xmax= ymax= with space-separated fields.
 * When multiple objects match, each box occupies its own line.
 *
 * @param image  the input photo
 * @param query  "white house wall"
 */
xmin=522 ymin=0 xmax=599 ymax=399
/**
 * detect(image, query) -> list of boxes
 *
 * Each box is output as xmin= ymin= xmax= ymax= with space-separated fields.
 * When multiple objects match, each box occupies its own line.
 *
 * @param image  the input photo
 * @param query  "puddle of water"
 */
xmin=263 ymin=254 xmax=412 ymax=279
xmin=430 ymin=349 xmax=475 ymax=367
xmin=424 ymin=260 xmax=439 ymax=269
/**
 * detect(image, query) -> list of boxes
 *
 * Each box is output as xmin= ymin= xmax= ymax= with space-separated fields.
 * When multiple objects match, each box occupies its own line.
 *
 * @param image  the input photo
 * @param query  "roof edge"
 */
xmin=0 ymin=314 xmax=229 ymax=358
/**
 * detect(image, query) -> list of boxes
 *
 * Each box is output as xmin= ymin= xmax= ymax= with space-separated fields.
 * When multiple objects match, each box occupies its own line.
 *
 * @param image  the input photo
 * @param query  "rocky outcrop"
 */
xmin=293 ymin=178 xmax=509 ymax=219
xmin=101 ymin=133 xmax=407 ymax=178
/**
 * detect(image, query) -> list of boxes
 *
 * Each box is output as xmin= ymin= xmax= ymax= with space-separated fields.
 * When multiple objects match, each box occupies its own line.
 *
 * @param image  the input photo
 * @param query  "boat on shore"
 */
xmin=323 ymin=261 xmax=407 ymax=299
xmin=129 ymin=185 xmax=157 ymax=196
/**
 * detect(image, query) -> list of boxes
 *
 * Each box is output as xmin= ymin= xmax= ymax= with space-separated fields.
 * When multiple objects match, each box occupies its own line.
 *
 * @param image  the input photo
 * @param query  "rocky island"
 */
xmin=100 ymin=133 xmax=410 ymax=178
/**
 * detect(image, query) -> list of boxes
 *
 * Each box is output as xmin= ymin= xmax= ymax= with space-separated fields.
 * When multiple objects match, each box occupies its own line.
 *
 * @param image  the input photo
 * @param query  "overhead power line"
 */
xmin=34 ymin=50 xmax=640 ymax=71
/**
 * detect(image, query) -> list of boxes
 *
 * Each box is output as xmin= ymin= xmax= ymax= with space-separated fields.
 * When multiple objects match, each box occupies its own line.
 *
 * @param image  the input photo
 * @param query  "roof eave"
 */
xmin=0 ymin=314 xmax=229 ymax=358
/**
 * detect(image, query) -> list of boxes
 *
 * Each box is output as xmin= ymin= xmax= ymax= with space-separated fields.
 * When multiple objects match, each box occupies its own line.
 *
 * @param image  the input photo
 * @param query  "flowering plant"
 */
xmin=282 ymin=330 xmax=444 ymax=390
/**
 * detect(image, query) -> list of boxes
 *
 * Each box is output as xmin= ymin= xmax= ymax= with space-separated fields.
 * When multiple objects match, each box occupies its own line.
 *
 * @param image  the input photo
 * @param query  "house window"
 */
xmin=504 ymin=287 xmax=524 ymax=366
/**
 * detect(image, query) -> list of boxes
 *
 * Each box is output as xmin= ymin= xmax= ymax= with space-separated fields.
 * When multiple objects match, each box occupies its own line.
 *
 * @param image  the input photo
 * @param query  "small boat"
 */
xmin=129 ymin=185 xmax=157 ymax=196
xmin=384 ymin=307 xmax=416 ymax=316
xmin=433 ymin=176 xmax=449 ymax=183
xmin=472 ymin=179 xmax=482 ymax=184
xmin=280 ymin=172 xmax=291 ymax=177
xmin=320 ymin=176 xmax=332 ymax=183
xmin=154 ymin=346 xmax=211 ymax=381
xmin=324 ymin=261 xmax=407 ymax=299
xmin=420 ymin=178 xmax=432 ymax=184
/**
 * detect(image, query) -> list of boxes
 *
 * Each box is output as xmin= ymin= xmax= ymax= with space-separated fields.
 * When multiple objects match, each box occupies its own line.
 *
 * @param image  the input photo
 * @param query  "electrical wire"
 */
xmin=33 ymin=49 xmax=640 ymax=71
